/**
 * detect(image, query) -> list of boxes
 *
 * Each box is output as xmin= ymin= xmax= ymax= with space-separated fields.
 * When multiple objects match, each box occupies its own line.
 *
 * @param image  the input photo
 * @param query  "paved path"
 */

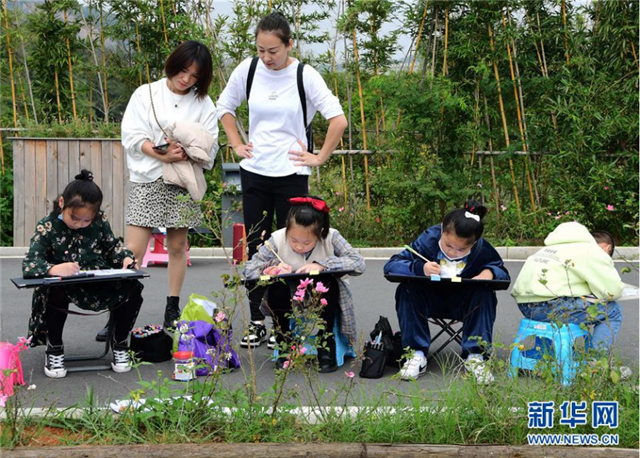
xmin=1 ymin=258 xmax=637 ymax=408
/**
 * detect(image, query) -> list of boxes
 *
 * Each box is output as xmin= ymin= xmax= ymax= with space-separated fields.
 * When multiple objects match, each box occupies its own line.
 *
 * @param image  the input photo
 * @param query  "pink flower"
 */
xmin=320 ymin=298 xmax=328 ymax=306
xmin=565 ymin=211 xmax=570 ymax=215
xmin=0 ymin=394 xmax=7 ymax=408
xmin=335 ymin=191 xmax=341 ymax=196
xmin=605 ymin=186 xmax=610 ymax=190
xmin=547 ymin=212 xmax=552 ymax=216
xmin=376 ymin=217 xmax=381 ymax=223
xmin=299 ymin=346 xmax=308 ymax=355
xmin=298 ymin=278 xmax=313 ymax=290
xmin=338 ymin=207 xmax=345 ymax=213
xmin=294 ymin=290 xmax=305 ymax=302
xmin=345 ymin=371 xmax=355 ymax=378
xmin=283 ymin=360 xmax=290 ymax=369
xmin=215 ymin=311 xmax=226 ymax=322
xmin=555 ymin=215 xmax=562 ymax=220
xmin=606 ymin=205 xmax=615 ymax=211
xmin=315 ymin=282 xmax=329 ymax=294
xmin=500 ymin=204 xmax=507 ymax=211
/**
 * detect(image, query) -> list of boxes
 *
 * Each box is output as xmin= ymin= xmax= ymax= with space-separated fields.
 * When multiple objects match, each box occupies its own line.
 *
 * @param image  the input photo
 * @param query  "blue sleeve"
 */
xmin=384 ymin=228 xmax=438 ymax=277
xmin=478 ymin=241 xmax=510 ymax=281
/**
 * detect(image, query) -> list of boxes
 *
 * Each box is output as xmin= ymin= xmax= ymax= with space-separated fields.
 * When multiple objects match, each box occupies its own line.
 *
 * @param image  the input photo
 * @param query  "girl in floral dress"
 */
xmin=23 ymin=170 xmax=143 ymax=378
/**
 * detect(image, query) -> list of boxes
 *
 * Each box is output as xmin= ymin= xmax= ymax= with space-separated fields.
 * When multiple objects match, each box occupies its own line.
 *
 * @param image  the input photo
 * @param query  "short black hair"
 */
xmin=442 ymin=200 xmax=487 ymax=241
xmin=255 ymin=12 xmax=292 ymax=45
xmin=54 ymin=169 xmax=103 ymax=216
xmin=591 ymin=230 xmax=615 ymax=257
xmin=285 ymin=195 xmax=330 ymax=240
xmin=165 ymin=40 xmax=213 ymax=100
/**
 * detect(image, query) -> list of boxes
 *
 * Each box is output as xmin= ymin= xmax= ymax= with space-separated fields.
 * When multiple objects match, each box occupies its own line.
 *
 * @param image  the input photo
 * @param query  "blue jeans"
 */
xmin=517 ymin=298 xmax=623 ymax=352
xmin=395 ymin=282 xmax=497 ymax=358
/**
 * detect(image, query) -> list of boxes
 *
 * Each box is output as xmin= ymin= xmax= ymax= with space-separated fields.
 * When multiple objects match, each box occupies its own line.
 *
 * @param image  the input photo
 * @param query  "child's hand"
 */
xmin=48 ymin=262 xmax=81 ymax=277
xmin=423 ymin=261 xmax=442 ymax=276
xmin=472 ymin=269 xmax=494 ymax=280
xmin=263 ymin=265 xmax=280 ymax=276
xmin=296 ymin=262 xmax=325 ymax=274
xmin=277 ymin=262 xmax=293 ymax=274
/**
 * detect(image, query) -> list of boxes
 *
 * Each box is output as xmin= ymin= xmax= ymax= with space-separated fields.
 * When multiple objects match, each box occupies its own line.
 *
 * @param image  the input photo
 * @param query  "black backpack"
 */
xmin=246 ymin=57 xmax=314 ymax=154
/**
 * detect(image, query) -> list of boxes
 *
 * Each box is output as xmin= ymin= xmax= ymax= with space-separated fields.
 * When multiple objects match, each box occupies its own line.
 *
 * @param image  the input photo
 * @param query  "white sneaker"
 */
xmin=619 ymin=366 xmax=632 ymax=381
xmin=267 ymin=334 xmax=277 ymax=350
xmin=465 ymin=354 xmax=494 ymax=385
xmin=111 ymin=347 xmax=132 ymax=373
xmin=399 ymin=353 xmax=428 ymax=381
xmin=44 ymin=345 xmax=67 ymax=378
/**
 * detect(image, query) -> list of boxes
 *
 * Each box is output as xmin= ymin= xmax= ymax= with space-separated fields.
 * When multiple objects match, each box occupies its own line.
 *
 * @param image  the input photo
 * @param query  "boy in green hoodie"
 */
xmin=511 ymin=222 xmax=624 ymax=353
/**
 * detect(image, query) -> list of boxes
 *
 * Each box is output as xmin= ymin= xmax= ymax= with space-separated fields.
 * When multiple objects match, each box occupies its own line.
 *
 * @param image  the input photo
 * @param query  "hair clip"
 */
xmin=289 ymin=197 xmax=330 ymax=213
xmin=464 ymin=211 xmax=480 ymax=222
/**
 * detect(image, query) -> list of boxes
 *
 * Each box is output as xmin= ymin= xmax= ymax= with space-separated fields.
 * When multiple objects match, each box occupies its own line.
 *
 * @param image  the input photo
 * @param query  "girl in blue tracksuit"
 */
xmin=383 ymin=200 xmax=509 ymax=382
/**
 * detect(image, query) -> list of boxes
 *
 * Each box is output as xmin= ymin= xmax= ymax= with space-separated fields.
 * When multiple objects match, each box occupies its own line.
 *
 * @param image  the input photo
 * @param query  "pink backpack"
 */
xmin=0 ymin=337 xmax=31 ymax=406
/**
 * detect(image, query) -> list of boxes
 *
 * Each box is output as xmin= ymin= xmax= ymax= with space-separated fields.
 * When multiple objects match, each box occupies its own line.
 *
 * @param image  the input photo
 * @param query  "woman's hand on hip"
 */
xmin=232 ymin=142 xmax=253 ymax=159
xmin=289 ymin=140 xmax=322 ymax=167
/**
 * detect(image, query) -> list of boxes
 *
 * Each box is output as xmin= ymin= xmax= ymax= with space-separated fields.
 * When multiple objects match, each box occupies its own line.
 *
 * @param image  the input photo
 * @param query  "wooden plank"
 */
xmin=12 ymin=139 xmax=25 ymax=246
xmin=56 ymin=140 xmax=69 ymax=196
xmin=68 ymin=140 xmax=80 ymax=181
xmin=45 ymin=140 xmax=58 ymax=216
xmin=79 ymin=140 xmax=90 ymax=174
xmin=2 ymin=443 xmax=636 ymax=458
xmin=35 ymin=140 xmax=47 ymax=226
xmin=100 ymin=141 xmax=113 ymax=222
xmin=90 ymin=140 xmax=102 ymax=187
xmin=111 ymin=141 xmax=125 ymax=238
xmin=23 ymin=140 xmax=36 ymax=246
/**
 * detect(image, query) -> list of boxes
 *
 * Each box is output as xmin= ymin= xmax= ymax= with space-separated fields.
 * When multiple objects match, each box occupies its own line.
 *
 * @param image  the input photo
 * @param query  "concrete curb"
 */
xmin=1 ymin=246 xmax=638 ymax=260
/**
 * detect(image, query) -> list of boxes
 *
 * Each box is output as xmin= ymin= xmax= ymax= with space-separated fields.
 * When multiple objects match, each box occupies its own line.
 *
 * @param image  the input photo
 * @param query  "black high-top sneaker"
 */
xmin=164 ymin=296 xmax=181 ymax=330
xmin=44 ymin=343 xmax=67 ymax=378
xmin=317 ymin=335 xmax=338 ymax=373
xmin=111 ymin=340 xmax=132 ymax=373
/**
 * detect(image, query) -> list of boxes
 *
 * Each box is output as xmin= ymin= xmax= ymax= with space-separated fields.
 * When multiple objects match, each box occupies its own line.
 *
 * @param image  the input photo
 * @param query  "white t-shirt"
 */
xmin=121 ymin=78 xmax=219 ymax=183
xmin=216 ymin=57 xmax=344 ymax=177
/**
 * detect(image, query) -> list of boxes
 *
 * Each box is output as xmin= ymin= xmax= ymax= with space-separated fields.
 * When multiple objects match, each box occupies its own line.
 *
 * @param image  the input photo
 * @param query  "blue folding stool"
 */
xmin=273 ymin=318 xmax=356 ymax=367
xmin=509 ymin=318 xmax=591 ymax=385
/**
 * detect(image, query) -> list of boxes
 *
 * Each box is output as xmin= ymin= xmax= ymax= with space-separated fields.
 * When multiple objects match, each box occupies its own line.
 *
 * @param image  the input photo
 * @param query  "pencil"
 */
xmin=264 ymin=240 xmax=285 ymax=264
xmin=403 ymin=245 xmax=430 ymax=263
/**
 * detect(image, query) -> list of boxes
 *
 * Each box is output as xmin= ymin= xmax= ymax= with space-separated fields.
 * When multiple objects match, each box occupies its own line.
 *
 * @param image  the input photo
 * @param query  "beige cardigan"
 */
xmin=163 ymin=121 xmax=217 ymax=200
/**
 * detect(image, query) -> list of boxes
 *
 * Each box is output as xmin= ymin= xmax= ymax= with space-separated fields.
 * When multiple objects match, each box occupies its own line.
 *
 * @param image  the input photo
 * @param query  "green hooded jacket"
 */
xmin=511 ymin=222 xmax=623 ymax=304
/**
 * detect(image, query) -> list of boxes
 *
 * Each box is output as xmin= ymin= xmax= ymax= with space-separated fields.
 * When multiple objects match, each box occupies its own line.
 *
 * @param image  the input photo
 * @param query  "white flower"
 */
xmin=179 ymin=323 xmax=189 ymax=334
xmin=27 ymin=384 xmax=37 ymax=391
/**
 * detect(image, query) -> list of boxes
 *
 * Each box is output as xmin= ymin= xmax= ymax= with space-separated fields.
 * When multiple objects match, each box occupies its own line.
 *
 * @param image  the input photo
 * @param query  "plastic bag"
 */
xmin=177 ymin=320 xmax=240 ymax=375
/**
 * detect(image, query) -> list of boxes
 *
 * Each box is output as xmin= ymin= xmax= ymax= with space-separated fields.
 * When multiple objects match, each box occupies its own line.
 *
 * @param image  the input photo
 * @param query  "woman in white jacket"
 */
xmin=120 ymin=40 xmax=218 ymax=331
xmin=217 ymin=12 xmax=347 ymax=348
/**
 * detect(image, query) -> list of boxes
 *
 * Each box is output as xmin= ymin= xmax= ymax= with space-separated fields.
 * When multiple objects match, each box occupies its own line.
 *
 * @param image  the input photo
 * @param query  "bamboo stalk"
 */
xmin=501 ymin=10 xmax=537 ymax=224
xmin=429 ymin=7 xmax=438 ymax=85
xmin=3 ymin=0 xmax=18 ymax=128
xmin=483 ymin=94 xmax=500 ymax=224
xmin=442 ymin=1 xmax=449 ymax=77
xmin=0 ymin=130 xmax=4 ymax=175
xmin=488 ymin=22 xmax=522 ymax=225
xmin=409 ymin=0 xmax=430 ymax=74
xmin=99 ymin=4 xmax=109 ymax=121
xmin=54 ymin=70 xmax=63 ymax=122
xmin=561 ymin=0 xmax=570 ymax=64
xmin=629 ymin=40 xmax=638 ymax=67
xmin=16 ymin=63 xmax=29 ymax=120
xmin=19 ymin=33 xmax=37 ymax=124
xmin=331 ymin=4 xmax=348 ymax=208
xmin=64 ymin=10 xmax=77 ymax=121
xmin=351 ymin=27 xmax=370 ymax=211
xmin=80 ymin=1 xmax=107 ymax=121
xmin=159 ymin=0 xmax=169 ymax=46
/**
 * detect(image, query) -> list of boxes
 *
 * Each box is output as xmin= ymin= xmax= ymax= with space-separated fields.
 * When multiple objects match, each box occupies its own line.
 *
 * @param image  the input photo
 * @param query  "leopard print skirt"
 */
xmin=126 ymin=178 xmax=202 ymax=228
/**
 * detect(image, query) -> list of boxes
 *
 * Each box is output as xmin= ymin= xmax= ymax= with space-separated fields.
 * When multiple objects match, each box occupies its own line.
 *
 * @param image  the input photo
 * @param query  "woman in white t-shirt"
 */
xmin=217 ymin=12 xmax=347 ymax=347
xmin=120 ymin=41 xmax=218 ymax=332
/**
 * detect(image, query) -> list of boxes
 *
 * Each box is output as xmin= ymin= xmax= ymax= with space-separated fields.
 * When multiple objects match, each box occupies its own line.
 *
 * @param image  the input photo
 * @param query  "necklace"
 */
xmin=167 ymin=81 xmax=186 ymax=108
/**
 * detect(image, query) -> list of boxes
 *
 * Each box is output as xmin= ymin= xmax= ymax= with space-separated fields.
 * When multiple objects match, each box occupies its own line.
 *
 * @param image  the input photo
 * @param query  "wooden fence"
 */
xmin=11 ymin=138 xmax=129 ymax=246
